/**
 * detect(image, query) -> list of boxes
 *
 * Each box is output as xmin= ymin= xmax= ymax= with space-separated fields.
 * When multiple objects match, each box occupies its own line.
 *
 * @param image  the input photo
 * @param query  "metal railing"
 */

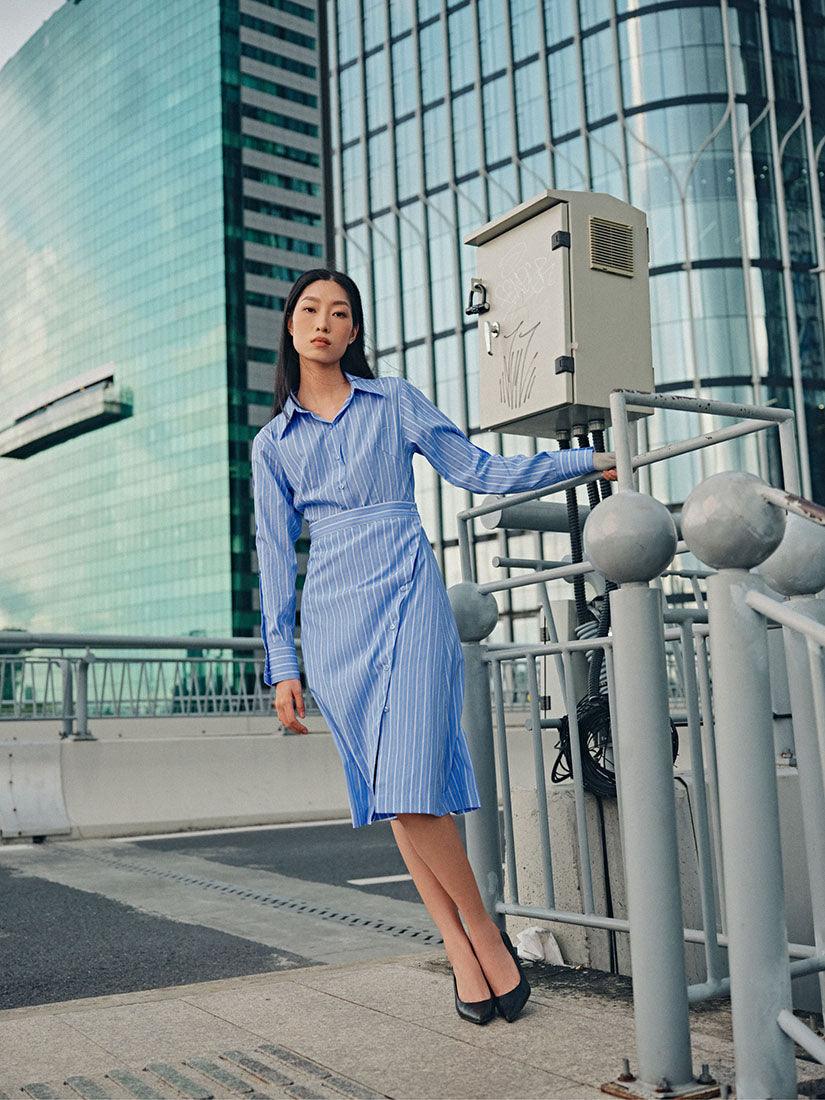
xmin=455 ymin=389 xmax=825 ymax=1097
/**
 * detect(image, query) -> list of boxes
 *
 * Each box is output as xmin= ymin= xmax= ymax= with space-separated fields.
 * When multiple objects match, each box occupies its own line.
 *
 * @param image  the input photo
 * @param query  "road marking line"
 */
xmin=347 ymin=873 xmax=413 ymax=885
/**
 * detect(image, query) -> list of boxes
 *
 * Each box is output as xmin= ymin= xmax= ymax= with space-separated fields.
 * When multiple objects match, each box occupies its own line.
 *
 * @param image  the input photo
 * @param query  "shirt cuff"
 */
xmin=564 ymin=446 xmax=597 ymax=476
xmin=263 ymin=645 xmax=301 ymax=687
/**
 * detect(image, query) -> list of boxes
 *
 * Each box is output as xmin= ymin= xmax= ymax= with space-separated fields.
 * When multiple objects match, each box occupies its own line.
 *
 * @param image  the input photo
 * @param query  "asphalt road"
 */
xmin=0 ymin=816 xmax=471 ymax=1011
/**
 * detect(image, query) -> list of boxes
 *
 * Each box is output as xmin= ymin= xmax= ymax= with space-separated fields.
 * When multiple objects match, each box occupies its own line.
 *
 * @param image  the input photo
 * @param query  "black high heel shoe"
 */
xmin=493 ymin=927 xmax=531 ymax=1022
xmin=452 ymin=969 xmax=496 ymax=1025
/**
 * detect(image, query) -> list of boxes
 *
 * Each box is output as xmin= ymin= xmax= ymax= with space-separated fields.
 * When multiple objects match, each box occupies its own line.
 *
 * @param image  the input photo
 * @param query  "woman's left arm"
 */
xmin=397 ymin=377 xmax=615 ymax=492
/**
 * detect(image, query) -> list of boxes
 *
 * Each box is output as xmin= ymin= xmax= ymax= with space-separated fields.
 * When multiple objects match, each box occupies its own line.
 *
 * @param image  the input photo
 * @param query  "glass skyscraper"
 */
xmin=327 ymin=0 xmax=825 ymax=642
xmin=0 ymin=0 xmax=326 ymax=651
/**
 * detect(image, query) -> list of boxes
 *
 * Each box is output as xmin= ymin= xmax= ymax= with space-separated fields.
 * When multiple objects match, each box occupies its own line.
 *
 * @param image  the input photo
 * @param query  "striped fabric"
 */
xmin=252 ymin=371 xmax=595 ymax=827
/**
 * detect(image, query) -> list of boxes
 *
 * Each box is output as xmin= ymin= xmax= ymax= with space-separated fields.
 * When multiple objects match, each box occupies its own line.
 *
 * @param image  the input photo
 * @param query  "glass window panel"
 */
xmin=452 ymin=88 xmax=479 ymax=179
xmin=337 ymin=2 xmax=359 ymax=64
xmin=365 ymin=50 xmax=388 ymax=131
xmin=363 ymin=0 xmax=388 ymax=52
xmin=392 ymin=35 xmax=418 ymax=118
xmin=515 ymin=61 xmax=546 ymax=152
xmin=548 ymin=44 xmax=580 ymax=138
xmin=427 ymin=190 xmax=458 ymax=333
xmin=582 ymin=28 xmax=616 ymax=123
xmin=579 ymin=0 xmax=611 ymax=28
xmin=478 ymin=0 xmax=507 ymax=78
xmin=399 ymin=201 xmax=429 ymax=342
xmin=372 ymin=212 xmax=399 ymax=349
xmin=339 ymin=63 xmax=362 ymax=144
xmin=342 ymin=141 xmax=367 ymax=222
xmin=483 ymin=74 xmax=512 ymax=165
xmin=510 ymin=0 xmax=540 ymax=64
xmin=368 ymin=129 xmax=392 ymax=211
xmin=619 ymin=8 xmax=726 ymax=108
xmin=423 ymin=102 xmax=449 ymax=188
xmin=544 ymin=0 xmax=575 ymax=46
xmin=419 ymin=18 xmax=446 ymax=106
xmin=448 ymin=6 xmax=476 ymax=91
xmin=395 ymin=116 xmax=420 ymax=201
xmin=389 ymin=2 xmax=414 ymax=37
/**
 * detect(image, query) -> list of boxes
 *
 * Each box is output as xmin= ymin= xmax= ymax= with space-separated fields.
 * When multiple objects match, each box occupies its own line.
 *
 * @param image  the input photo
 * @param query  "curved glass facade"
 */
xmin=0 ymin=0 xmax=325 ymax=652
xmin=0 ymin=0 xmax=229 ymax=638
xmin=329 ymin=0 xmax=825 ymax=638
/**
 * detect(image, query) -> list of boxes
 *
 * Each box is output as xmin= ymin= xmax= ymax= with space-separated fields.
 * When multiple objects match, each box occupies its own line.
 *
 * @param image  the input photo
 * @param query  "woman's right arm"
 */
xmin=251 ymin=432 xmax=308 ymax=734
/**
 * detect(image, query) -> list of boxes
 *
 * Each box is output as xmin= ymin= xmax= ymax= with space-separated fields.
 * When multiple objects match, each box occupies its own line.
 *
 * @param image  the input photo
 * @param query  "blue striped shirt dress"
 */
xmin=251 ymin=371 xmax=596 ymax=829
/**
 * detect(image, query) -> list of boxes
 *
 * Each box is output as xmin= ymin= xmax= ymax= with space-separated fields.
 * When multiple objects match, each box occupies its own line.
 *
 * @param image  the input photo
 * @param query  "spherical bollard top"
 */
xmin=448 ymin=581 xmax=499 ymax=642
xmin=583 ymin=491 xmax=678 ymax=584
xmin=681 ymin=471 xmax=785 ymax=570
xmin=757 ymin=512 xmax=825 ymax=596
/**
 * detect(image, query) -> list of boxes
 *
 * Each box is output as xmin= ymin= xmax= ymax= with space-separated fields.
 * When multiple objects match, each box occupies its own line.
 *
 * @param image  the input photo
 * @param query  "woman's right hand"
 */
xmin=274 ymin=678 xmax=308 ymax=734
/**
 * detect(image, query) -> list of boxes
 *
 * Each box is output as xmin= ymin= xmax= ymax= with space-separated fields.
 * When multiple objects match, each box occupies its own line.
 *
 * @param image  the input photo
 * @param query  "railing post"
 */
xmin=682 ymin=472 xmax=797 ymax=1099
xmin=59 ymin=659 xmax=74 ymax=739
xmin=585 ymin=489 xmax=695 ymax=1091
xmin=449 ymin=581 xmax=503 ymax=924
xmin=72 ymin=655 xmax=95 ymax=741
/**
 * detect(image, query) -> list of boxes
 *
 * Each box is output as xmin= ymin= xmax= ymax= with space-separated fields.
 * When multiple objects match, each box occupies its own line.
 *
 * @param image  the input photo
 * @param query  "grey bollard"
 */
xmin=682 ymin=472 xmax=797 ymax=1100
xmin=585 ymin=490 xmax=694 ymax=1090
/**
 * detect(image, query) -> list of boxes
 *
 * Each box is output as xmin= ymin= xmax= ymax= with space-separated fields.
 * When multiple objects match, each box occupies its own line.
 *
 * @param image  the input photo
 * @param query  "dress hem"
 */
xmin=351 ymin=800 xmax=482 ymax=829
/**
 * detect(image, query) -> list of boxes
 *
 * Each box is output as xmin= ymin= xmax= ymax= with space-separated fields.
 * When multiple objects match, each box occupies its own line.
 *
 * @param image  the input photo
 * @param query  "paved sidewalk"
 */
xmin=2 ymin=949 xmax=825 ymax=1099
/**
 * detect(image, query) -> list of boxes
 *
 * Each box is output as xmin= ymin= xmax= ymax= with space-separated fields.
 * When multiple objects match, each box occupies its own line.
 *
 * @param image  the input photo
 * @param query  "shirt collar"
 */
xmin=272 ymin=371 xmax=385 ymax=441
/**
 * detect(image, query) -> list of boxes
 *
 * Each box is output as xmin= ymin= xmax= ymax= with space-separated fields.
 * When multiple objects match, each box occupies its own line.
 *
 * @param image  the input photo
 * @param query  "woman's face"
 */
xmin=288 ymin=279 xmax=358 ymax=369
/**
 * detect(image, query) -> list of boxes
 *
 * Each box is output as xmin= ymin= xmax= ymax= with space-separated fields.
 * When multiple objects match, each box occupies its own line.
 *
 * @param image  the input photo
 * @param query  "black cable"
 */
xmin=576 ymin=432 xmax=601 ymax=512
xmin=591 ymin=426 xmax=613 ymax=502
xmin=558 ymin=436 xmax=590 ymax=628
xmin=585 ymin=426 xmax=617 ymax=699
xmin=595 ymin=793 xmax=619 ymax=973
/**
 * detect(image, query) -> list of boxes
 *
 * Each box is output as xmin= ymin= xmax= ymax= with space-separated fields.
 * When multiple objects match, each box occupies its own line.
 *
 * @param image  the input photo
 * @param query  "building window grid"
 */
xmin=336 ymin=0 xmax=825 ymax=532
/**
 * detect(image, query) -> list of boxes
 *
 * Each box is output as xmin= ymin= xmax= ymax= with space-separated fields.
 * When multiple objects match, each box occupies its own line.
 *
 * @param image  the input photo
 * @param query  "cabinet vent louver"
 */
xmin=589 ymin=217 xmax=634 ymax=277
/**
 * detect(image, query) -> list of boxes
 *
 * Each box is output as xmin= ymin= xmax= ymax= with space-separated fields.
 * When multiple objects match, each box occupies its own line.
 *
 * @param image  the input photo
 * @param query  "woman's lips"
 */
xmin=311 ymin=339 xmax=330 ymax=345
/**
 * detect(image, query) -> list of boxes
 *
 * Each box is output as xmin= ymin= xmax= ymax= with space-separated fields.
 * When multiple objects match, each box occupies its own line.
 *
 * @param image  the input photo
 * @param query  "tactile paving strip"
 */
xmin=7 ymin=1040 xmax=389 ymax=1099
xmin=66 ymin=849 xmax=442 ymax=946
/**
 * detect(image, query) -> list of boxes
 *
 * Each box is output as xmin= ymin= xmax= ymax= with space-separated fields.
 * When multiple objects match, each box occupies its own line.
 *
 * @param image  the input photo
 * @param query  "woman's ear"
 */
xmin=349 ymin=323 xmax=359 ymax=343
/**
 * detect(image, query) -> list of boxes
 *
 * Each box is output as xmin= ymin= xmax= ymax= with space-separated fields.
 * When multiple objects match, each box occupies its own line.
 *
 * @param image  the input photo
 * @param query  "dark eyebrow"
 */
xmin=301 ymin=296 xmax=350 ymax=307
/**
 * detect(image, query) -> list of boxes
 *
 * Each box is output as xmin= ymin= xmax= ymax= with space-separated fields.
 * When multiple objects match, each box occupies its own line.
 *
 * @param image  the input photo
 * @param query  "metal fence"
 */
xmin=455 ymin=389 xmax=825 ymax=1097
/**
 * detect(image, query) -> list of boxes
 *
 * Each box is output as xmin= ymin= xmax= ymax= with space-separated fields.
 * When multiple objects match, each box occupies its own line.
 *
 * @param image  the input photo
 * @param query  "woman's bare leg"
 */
xmin=389 ymin=817 xmax=492 ymax=1002
xmin=393 ymin=812 xmax=520 ymax=997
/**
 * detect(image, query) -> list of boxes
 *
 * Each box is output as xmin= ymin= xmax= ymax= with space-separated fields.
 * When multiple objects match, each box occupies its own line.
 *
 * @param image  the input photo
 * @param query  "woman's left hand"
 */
xmin=593 ymin=451 xmax=618 ymax=481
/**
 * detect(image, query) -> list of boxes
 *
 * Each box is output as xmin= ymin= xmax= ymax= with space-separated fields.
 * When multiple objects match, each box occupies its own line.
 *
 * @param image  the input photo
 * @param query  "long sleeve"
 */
xmin=251 ymin=431 xmax=304 ymax=687
xmin=397 ymin=377 xmax=596 ymax=493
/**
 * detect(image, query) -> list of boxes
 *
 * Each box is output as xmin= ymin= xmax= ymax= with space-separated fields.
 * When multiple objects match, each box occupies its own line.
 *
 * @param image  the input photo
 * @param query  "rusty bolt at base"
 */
xmin=618 ymin=1058 xmax=635 ymax=1083
xmin=696 ymin=1063 xmax=716 ymax=1086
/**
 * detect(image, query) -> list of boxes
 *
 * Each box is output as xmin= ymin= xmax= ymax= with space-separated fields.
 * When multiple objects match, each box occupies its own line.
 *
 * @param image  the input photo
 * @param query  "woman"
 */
xmin=252 ymin=268 xmax=617 ymax=1026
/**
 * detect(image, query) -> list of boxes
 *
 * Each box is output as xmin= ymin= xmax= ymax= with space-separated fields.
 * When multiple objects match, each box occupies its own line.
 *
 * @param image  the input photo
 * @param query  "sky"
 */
xmin=0 ymin=0 xmax=64 ymax=72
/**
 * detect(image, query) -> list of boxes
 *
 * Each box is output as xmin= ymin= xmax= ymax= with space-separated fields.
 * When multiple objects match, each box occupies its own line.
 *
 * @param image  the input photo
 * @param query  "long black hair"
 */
xmin=272 ymin=268 xmax=374 ymax=418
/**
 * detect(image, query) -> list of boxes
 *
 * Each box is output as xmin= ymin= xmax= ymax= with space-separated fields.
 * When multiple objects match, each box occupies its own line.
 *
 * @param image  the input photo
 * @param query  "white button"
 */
xmin=400 ymin=583 xmax=408 ymax=591
xmin=384 ymin=704 xmax=390 ymax=712
xmin=383 ymin=662 xmax=389 ymax=670
xmin=389 ymin=620 xmax=397 ymax=628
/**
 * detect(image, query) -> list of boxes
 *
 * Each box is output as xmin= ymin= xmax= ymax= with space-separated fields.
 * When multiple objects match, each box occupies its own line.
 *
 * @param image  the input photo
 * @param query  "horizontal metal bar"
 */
xmin=777 ymin=1008 xmax=825 ymax=1063
xmin=478 ymin=541 xmax=691 ymax=595
xmin=760 ymin=483 xmax=825 ymax=526
xmin=633 ymin=419 xmax=777 ymax=471
xmin=0 ymin=631 xmax=266 ymax=652
xmin=746 ymin=591 xmax=825 ymax=647
xmin=612 ymin=389 xmax=794 ymax=422
xmin=688 ymin=955 xmax=825 ymax=1006
xmin=483 ymin=637 xmax=612 ymax=661
xmin=496 ymin=901 xmax=816 ymax=960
